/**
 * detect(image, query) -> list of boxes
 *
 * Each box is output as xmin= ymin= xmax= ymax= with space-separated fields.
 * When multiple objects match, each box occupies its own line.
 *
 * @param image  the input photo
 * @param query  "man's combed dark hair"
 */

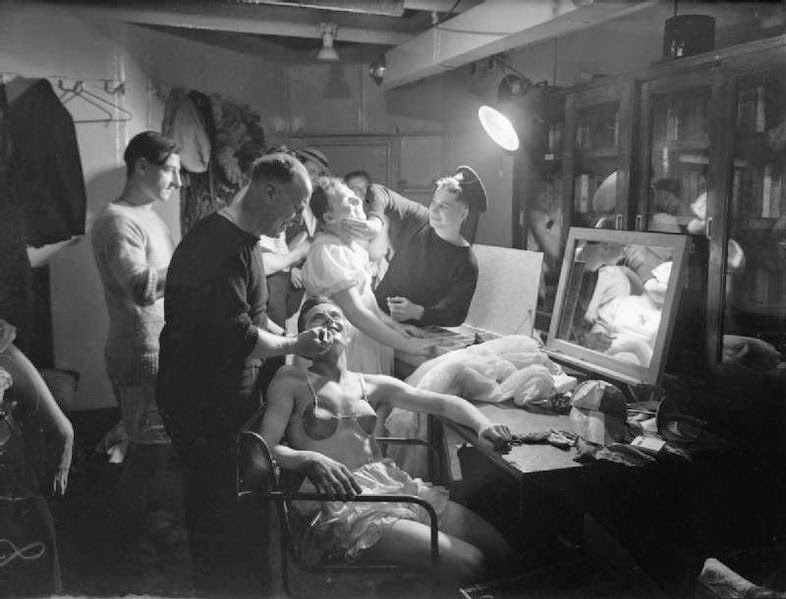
xmin=124 ymin=131 xmax=179 ymax=177
xmin=343 ymin=170 xmax=371 ymax=184
xmin=297 ymin=295 xmax=337 ymax=332
xmin=250 ymin=152 xmax=301 ymax=185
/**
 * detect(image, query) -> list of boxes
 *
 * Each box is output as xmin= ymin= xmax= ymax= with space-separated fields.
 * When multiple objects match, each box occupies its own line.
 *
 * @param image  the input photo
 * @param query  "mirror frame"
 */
xmin=546 ymin=227 xmax=689 ymax=387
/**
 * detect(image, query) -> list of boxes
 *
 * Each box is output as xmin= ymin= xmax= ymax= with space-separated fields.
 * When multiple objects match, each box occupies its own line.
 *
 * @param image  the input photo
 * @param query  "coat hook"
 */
xmin=104 ymin=80 xmax=125 ymax=95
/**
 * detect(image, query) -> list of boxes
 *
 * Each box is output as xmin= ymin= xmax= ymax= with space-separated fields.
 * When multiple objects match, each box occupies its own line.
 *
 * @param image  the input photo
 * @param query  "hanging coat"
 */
xmin=6 ymin=78 xmax=87 ymax=247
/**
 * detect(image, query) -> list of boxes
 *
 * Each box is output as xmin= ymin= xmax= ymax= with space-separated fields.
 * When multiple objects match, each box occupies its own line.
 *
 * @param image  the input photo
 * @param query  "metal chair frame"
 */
xmin=236 ymin=427 xmax=443 ymax=596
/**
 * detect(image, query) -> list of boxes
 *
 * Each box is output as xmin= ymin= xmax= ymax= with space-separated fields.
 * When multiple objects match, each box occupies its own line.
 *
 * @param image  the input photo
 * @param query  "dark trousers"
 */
xmin=176 ymin=437 xmax=270 ymax=598
xmin=157 ymin=359 xmax=273 ymax=597
xmin=112 ymin=443 xmax=172 ymax=541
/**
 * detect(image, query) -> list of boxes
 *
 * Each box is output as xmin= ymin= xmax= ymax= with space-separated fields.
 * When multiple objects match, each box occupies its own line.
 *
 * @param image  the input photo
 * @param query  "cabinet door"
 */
xmin=398 ymin=135 xmax=443 ymax=206
xmin=710 ymin=60 xmax=786 ymax=372
xmin=636 ymin=67 xmax=720 ymax=371
xmin=284 ymin=136 xmax=400 ymax=188
xmin=514 ymin=88 xmax=565 ymax=322
xmin=561 ymin=78 xmax=635 ymax=238
xmin=636 ymin=68 xmax=716 ymax=235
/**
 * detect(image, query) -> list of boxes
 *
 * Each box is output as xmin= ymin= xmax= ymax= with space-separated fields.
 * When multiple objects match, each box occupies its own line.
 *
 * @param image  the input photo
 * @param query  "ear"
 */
xmin=263 ymin=183 xmax=277 ymax=204
xmin=134 ymin=157 xmax=148 ymax=176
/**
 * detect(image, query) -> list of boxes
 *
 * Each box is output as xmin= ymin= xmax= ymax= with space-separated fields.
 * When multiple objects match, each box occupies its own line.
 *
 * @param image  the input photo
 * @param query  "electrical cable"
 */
xmin=440 ymin=0 xmax=462 ymax=24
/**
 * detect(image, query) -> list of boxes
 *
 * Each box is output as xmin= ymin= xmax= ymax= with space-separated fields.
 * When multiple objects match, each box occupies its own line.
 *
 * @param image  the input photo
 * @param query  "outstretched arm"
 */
xmin=0 ymin=343 xmax=73 ymax=495
xmin=258 ymin=371 xmax=361 ymax=499
xmin=332 ymin=287 xmax=432 ymax=356
xmin=365 ymin=375 xmax=511 ymax=451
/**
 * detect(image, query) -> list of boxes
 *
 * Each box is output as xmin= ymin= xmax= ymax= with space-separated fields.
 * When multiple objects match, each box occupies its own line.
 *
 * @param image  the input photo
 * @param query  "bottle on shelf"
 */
xmin=666 ymin=99 xmax=680 ymax=141
xmin=755 ymin=85 xmax=766 ymax=133
xmin=613 ymin=110 xmax=620 ymax=148
xmin=574 ymin=173 xmax=591 ymax=213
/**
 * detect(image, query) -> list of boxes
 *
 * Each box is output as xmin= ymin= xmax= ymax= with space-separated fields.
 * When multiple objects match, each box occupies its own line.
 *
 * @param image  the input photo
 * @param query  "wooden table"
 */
xmin=433 ymin=402 xmax=751 ymax=595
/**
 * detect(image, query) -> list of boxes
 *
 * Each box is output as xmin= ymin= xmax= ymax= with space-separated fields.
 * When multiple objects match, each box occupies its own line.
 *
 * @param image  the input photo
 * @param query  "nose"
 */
xmin=324 ymin=313 xmax=342 ymax=329
xmin=172 ymin=170 xmax=183 ymax=189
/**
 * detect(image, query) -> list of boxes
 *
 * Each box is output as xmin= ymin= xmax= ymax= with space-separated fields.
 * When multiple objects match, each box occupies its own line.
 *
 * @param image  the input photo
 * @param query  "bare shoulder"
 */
xmin=269 ymin=365 xmax=308 ymax=392
xmin=265 ymin=368 xmax=312 ymax=419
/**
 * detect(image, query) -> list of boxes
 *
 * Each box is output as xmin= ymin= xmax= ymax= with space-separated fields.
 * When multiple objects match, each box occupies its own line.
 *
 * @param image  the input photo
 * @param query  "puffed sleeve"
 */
xmin=301 ymin=241 xmax=366 ymax=297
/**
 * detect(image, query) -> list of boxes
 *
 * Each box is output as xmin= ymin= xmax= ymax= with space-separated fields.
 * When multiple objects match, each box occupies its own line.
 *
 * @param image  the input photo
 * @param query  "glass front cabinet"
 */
xmin=522 ymin=36 xmax=786 ymax=376
xmin=561 ymin=76 xmax=635 ymax=236
xmin=514 ymin=36 xmax=786 ymax=376
xmin=635 ymin=66 xmax=720 ymax=371
xmin=708 ymin=45 xmax=786 ymax=375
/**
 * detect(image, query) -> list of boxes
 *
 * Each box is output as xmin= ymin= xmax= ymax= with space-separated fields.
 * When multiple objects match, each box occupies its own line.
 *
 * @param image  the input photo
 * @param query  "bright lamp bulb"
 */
xmin=478 ymin=105 xmax=519 ymax=152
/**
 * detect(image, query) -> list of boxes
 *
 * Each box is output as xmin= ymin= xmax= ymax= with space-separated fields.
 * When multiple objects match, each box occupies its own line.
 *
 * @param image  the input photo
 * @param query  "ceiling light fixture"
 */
xmin=317 ymin=22 xmax=339 ymax=62
xmin=369 ymin=54 xmax=386 ymax=86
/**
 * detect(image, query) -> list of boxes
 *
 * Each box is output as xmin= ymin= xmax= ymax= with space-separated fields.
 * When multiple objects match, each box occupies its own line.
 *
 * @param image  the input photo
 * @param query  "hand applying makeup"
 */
xmin=293 ymin=326 xmax=334 ymax=358
xmin=341 ymin=216 xmax=381 ymax=241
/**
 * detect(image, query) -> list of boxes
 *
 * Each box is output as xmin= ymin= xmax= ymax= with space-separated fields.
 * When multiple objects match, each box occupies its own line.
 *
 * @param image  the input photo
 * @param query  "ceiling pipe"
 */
xmin=239 ymin=0 xmax=406 ymax=17
xmin=403 ymin=0 xmax=482 ymax=11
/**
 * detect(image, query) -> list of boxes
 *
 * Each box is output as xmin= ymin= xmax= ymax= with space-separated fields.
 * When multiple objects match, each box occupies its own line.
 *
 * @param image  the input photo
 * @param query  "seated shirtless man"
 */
xmin=257 ymin=296 xmax=513 ymax=585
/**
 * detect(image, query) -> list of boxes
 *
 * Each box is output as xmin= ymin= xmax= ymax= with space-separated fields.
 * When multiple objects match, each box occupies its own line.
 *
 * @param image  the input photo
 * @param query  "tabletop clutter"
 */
xmin=388 ymin=334 xmax=697 ymax=470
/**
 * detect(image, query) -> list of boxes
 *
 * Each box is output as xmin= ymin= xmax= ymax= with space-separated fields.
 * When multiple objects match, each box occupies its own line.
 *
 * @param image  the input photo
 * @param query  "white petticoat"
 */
xmin=296 ymin=458 xmax=449 ymax=563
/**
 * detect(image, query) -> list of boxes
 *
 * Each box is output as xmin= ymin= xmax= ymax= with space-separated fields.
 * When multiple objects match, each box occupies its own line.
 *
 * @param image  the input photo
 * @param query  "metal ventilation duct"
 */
xmin=231 ymin=0 xmax=406 ymax=17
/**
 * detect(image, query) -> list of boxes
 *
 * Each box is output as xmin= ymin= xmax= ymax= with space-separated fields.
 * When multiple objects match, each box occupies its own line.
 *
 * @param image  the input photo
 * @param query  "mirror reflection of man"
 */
xmin=156 ymin=153 xmax=330 ymax=597
xmin=571 ymin=239 xmax=666 ymax=354
xmin=343 ymin=177 xmax=479 ymax=328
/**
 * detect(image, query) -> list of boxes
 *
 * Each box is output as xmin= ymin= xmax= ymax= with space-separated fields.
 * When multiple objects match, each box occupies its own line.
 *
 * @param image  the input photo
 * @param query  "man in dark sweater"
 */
xmin=358 ymin=179 xmax=479 ymax=327
xmin=156 ymin=153 xmax=329 ymax=596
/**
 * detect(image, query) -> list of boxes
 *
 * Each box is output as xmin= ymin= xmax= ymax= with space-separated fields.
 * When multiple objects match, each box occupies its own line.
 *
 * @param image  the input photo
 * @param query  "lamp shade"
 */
xmin=317 ymin=46 xmax=339 ymax=62
xmin=478 ymin=105 xmax=519 ymax=152
xmin=317 ymin=22 xmax=339 ymax=62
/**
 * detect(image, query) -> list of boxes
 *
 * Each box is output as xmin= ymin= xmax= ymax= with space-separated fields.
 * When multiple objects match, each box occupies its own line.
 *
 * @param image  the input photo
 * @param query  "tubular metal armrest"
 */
xmin=236 ymin=428 xmax=440 ymax=595
xmin=376 ymin=436 xmax=444 ymax=483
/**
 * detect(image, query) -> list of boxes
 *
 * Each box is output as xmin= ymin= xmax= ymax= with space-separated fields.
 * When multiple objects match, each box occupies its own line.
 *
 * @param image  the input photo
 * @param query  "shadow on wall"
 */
xmin=50 ymin=165 xmax=127 ymax=411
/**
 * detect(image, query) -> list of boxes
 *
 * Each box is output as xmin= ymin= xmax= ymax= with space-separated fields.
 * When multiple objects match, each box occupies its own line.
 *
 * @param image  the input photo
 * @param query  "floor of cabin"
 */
xmin=47 ymin=409 xmax=671 ymax=598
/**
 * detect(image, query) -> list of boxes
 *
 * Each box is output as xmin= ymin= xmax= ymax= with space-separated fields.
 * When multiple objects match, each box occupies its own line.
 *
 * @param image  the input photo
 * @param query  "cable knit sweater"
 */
xmin=91 ymin=203 xmax=173 ymax=385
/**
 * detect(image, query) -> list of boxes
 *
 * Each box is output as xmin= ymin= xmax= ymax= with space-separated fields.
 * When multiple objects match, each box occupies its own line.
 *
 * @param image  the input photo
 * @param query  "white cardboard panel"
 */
xmin=465 ymin=245 xmax=543 ymax=337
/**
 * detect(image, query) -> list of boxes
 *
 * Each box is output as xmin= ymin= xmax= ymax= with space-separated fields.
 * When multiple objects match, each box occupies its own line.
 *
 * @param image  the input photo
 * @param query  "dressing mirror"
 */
xmin=546 ymin=228 xmax=689 ymax=386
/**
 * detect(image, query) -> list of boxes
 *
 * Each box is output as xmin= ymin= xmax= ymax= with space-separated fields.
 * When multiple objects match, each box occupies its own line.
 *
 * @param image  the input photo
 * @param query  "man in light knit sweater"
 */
xmin=91 ymin=131 xmax=181 ymax=557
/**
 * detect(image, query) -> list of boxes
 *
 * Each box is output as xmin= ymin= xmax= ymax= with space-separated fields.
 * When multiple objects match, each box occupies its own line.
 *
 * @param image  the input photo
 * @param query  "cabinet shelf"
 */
xmin=654 ymin=136 xmax=710 ymax=153
xmin=739 ymin=217 xmax=783 ymax=230
xmin=575 ymin=146 xmax=618 ymax=159
xmin=734 ymin=134 xmax=785 ymax=164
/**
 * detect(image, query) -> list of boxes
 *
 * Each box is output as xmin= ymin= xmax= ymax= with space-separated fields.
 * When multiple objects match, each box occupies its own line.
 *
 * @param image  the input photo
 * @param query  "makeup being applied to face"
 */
xmin=328 ymin=184 xmax=366 ymax=222
xmin=302 ymin=302 xmax=347 ymax=347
